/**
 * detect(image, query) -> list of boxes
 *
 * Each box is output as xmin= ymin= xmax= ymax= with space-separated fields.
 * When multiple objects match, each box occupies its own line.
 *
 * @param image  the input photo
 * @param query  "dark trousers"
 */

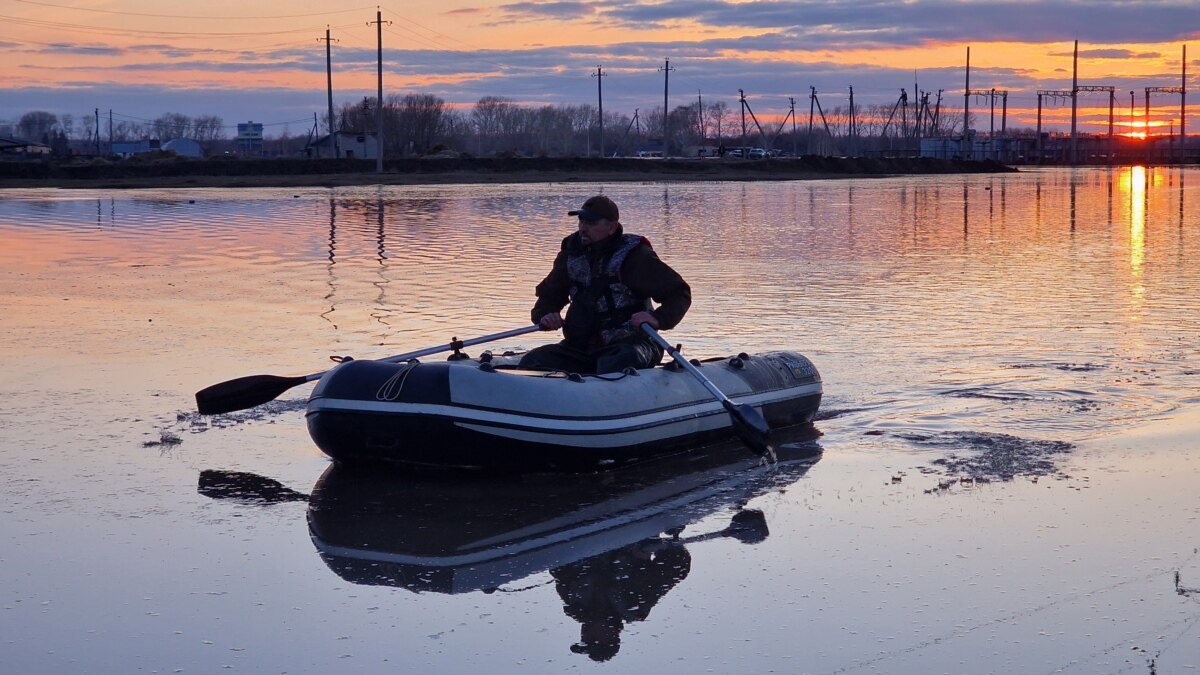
xmin=518 ymin=338 xmax=664 ymax=375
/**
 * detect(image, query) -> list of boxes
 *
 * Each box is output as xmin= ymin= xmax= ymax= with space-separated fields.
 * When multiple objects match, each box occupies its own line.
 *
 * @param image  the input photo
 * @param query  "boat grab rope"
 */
xmin=534 ymin=368 xmax=637 ymax=382
xmin=376 ymin=361 xmax=419 ymax=401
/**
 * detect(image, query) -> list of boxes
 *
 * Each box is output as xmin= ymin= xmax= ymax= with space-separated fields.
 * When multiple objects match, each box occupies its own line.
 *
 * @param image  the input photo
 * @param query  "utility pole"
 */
xmin=789 ymin=97 xmax=797 ymax=157
xmin=319 ymin=27 xmax=339 ymax=158
xmin=1130 ymin=90 xmax=1135 ymax=138
xmin=1182 ymin=44 xmax=1188 ymax=164
xmin=368 ymin=9 xmax=391 ymax=173
xmin=592 ymin=65 xmax=606 ymax=157
xmin=963 ymin=46 xmax=970 ymax=160
xmin=1070 ymin=40 xmax=1079 ymax=165
xmin=697 ymin=90 xmax=703 ymax=150
xmin=933 ymin=90 xmax=943 ymax=135
xmin=94 ymin=108 xmax=100 ymax=155
xmin=808 ymin=86 xmax=815 ymax=155
xmin=848 ymin=86 xmax=856 ymax=155
xmin=659 ymin=58 xmax=674 ymax=157
xmin=108 ymin=109 xmax=113 ymax=156
xmin=739 ymin=89 xmax=747 ymax=154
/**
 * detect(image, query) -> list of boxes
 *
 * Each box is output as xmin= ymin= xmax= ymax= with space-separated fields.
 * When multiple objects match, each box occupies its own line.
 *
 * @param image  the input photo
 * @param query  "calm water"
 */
xmin=2 ymin=168 xmax=1198 ymax=673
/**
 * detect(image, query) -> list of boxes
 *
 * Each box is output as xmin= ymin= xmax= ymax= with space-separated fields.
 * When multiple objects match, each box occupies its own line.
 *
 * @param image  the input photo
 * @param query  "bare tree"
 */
xmin=80 ymin=114 xmax=96 ymax=148
xmin=18 ymin=111 xmax=58 ymax=143
xmin=708 ymin=101 xmax=731 ymax=144
xmin=528 ymin=105 xmax=567 ymax=156
xmin=447 ymin=110 xmax=471 ymax=151
xmin=668 ymin=104 xmax=701 ymax=152
xmin=110 ymin=120 xmax=146 ymax=143
xmin=59 ymin=114 xmax=76 ymax=140
xmin=338 ymin=99 xmax=373 ymax=134
xmin=471 ymin=96 xmax=516 ymax=155
xmin=565 ymin=104 xmax=594 ymax=155
xmin=643 ymin=107 xmax=665 ymax=146
xmin=394 ymin=93 xmax=445 ymax=155
xmin=192 ymin=115 xmax=224 ymax=154
xmin=153 ymin=113 xmax=191 ymax=140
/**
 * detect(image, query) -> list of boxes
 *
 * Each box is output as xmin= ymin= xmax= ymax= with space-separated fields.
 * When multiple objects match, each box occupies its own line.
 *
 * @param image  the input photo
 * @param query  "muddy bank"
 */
xmin=0 ymin=155 xmax=1015 ymax=189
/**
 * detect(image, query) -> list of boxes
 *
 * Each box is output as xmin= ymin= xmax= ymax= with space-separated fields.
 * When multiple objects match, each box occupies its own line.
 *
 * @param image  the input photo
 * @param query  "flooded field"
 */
xmin=1 ymin=168 xmax=1197 ymax=673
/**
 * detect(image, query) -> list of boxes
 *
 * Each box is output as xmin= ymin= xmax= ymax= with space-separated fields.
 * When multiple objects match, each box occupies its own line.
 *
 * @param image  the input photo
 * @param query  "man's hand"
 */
xmin=630 ymin=311 xmax=659 ymax=330
xmin=538 ymin=312 xmax=564 ymax=331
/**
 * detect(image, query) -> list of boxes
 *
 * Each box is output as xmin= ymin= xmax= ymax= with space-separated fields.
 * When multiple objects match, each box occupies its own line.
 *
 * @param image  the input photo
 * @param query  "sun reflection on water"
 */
xmin=1126 ymin=165 xmax=1146 ymax=303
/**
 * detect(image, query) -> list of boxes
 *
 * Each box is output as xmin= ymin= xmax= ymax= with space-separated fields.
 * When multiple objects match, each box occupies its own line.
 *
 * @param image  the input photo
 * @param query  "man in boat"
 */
xmin=519 ymin=195 xmax=692 ymax=374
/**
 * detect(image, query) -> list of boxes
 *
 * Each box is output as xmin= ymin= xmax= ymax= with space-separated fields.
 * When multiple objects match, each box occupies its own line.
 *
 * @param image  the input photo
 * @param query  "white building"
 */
xmin=306 ymin=131 xmax=379 ymax=160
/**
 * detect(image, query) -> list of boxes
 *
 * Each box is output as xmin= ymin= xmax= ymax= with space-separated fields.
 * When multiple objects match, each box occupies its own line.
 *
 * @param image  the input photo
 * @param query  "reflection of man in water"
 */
xmin=552 ymin=537 xmax=692 ymax=662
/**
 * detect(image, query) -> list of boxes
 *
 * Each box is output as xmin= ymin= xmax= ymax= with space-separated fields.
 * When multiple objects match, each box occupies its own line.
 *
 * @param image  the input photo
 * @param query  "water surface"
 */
xmin=2 ymin=168 xmax=1198 ymax=673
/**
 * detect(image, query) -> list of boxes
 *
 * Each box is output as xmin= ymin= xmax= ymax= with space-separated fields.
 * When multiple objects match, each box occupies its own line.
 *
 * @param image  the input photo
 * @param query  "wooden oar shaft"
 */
xmin=196 ymin=325 xmax=541 ymax=415
xmin=641 ymin=323 xmax=771 ymax=456
xmin=300 ymin=325 xmax=541 ymax=381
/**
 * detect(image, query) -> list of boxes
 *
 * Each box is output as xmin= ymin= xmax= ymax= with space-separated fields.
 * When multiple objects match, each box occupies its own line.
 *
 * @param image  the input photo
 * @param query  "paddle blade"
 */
xmin=195 ymin=374 xmax=309 ymax=415
xmin=723 ymin=401 xmax=772 ymax=457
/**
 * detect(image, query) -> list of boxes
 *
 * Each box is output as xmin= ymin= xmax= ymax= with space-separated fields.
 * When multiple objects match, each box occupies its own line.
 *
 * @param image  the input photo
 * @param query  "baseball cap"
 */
xmin=568 ymin=195 xmax=619 ymax=222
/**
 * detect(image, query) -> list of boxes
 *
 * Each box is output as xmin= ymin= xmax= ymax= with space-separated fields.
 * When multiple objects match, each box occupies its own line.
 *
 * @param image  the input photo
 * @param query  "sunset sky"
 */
xmin=2 ymin=0 xmax=1196 ymax=138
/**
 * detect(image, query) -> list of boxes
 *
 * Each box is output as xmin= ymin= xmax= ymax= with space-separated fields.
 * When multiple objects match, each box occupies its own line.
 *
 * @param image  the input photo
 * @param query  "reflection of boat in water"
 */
xmin=304 ymin=432 xmax=821 ymax=595
xmin=199 ymin=433 xmax=820 ymax=662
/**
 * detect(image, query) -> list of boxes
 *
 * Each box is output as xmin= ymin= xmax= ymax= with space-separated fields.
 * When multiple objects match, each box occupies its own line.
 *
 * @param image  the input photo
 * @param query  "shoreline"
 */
xmin=0 ymin=156 xmax=1016 ymax=190
xmin=0 ymin=171 xmax=954 ymax=190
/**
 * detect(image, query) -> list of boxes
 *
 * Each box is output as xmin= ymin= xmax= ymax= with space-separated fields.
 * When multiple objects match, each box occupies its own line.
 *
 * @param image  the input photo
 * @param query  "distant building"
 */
xmin=111 ymin=139 xmax=161 ymax=158
xmin=162 ymin=138 xmax=203 ymax=158
xmin=237 ymin=122 xmax=264 ymax=156
xmin=0 ymin=136 xmax=52 ymax=156
xmin=920 ymin=134 xmax=1025 ymax=162
xmin=305 ymin=131 xmax=378 ymax=160
xmin=635 ymin=139 xmax=665 ymax=158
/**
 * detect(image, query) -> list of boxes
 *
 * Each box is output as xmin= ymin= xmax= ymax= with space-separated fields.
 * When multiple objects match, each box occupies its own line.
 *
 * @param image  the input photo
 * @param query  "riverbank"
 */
xmin=0 ymin=155 xmax=1015 ymax=189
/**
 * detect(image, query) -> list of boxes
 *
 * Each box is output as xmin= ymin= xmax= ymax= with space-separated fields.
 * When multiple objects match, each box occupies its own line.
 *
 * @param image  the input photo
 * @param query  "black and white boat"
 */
xmin=305 ymin=350 xmax=822 ymax=469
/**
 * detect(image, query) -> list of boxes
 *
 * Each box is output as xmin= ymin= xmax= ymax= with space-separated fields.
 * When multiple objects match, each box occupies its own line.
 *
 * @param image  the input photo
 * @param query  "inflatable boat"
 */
xmin=305 ymin=350 xmax=821 ymax=469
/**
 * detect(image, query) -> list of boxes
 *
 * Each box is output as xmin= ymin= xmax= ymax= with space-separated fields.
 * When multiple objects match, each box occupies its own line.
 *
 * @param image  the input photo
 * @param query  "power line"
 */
xmin=11 ymin=0 xmax=374 ymax=21
xmin=377 ymin=23 xmax=519 ymax=76
xmin=1 ymin=14 xmax=359 ymax=39
xmin=380 ymin=6 xmax=488 ymax=54
xmin=108 ymin=110 xmax=312 ymax=130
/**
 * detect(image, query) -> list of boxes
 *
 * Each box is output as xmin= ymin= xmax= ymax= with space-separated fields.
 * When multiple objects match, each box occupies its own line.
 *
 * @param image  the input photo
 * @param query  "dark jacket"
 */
xmin=531 ymin=225 xmax=692 ymax=350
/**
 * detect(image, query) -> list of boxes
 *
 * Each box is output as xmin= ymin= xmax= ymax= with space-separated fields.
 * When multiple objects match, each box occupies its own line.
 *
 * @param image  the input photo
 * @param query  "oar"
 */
xmin=195 ymin=325 xmax=540 ymax=415
xmin=641 ymin=323 xmax=772 ymax=457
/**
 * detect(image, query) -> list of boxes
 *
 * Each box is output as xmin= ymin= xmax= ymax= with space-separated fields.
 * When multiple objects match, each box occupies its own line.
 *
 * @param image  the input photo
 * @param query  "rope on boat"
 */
xmin=376 ymin=361 xmax=418 ymax=401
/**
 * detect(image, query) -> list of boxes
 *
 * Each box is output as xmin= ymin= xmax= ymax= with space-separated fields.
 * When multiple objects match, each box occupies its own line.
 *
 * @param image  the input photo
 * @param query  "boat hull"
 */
xmin=306 ymin=350 xmax=821 ymax=469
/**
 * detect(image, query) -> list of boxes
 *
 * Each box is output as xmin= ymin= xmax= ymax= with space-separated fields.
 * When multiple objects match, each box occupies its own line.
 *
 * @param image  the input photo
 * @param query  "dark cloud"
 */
xmin=496 ymin=0 xmax=601 ymax=21
xmin=1055 ymin=49 xmax=1163 ymax=59
xmin=35 ymin=42 xmax=126 ymax=56
xmin=466 ymin=0 xmax=1200 ymax=46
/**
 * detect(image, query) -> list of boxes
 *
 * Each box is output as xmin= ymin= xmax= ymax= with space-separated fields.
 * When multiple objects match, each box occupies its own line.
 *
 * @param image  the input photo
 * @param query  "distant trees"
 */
xmin=153 ymin=113 xmax=191 ymax=141
xmin=8 ymin=89 xmax=978 ymax=161
xmin=705 ymin=101 xmax=731 ymax=144
xmin=191 ymin=115 xmax=225 ymax=153
xmin=331 ymin=94 xmax=633 ymax=157
xmin=18 ymin=111 xmax=58 ymax=143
